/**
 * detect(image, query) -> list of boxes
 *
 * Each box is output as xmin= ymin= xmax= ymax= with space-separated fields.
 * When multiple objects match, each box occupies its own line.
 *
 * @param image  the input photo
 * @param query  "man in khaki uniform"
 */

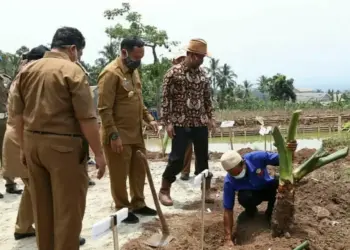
xmin=3 ymin=45 xmax=49 ymax=240
xmin=0 ymin=73 xmax=23 ymax=199
xmin=12 ymin=27 xmax=106 ymax=250
xmin=98 ymin=37 xmax=158 ymax=224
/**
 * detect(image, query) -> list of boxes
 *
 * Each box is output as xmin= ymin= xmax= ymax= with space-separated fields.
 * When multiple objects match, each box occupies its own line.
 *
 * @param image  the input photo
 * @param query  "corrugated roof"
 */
xmin=296 ymin=92 xmax=330 ymax=102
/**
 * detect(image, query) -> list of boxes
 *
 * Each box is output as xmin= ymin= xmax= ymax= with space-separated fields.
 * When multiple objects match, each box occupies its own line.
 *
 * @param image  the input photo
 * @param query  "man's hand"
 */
xmin=166 ymin=124 xmax=176 ymax=139
xmin=95 ymin=153 xmax=106 ymax=179
xmin=20 ymin=149 xmax=27 ymax=167
xmin=208 ymin=118 xmax=216 ymax=132
xmin=111 ymin=138 xmax=123 ymax=154
xmin=286 ymin=140 xmax=297 ymax=152
xmin=149 ymin=121 xmax=158 ymax=133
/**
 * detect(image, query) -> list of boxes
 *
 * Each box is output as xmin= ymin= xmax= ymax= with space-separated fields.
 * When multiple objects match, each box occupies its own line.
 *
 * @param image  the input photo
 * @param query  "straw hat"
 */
xmin=220 ymin=150 xmax=243 ymax=171
xmin=186 ymin=38 xmax=211 ymax=56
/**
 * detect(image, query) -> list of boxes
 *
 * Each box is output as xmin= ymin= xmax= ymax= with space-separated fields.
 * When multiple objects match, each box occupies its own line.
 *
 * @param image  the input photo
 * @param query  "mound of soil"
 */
xmin=122 ymin=163 xmax=350 ymax=250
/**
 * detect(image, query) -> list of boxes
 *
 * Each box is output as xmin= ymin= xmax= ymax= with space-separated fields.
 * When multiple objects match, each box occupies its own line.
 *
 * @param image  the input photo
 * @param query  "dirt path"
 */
xmin=0 ymin=161 xmax=226 ymax=250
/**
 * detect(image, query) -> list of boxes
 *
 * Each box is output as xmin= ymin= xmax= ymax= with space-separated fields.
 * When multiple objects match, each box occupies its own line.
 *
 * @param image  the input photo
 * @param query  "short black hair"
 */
xmin=51 ymin=26 xmax=86 ymax=50
xmin=23 ymin=45 xmax=50 ymax=61
xmin=120 ymin=37 xmax=144 ymax=52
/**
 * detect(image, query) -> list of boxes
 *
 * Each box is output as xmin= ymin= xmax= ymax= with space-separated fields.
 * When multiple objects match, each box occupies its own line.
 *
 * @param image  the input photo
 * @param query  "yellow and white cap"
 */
xmin=220 ymin=150 xmax=243 ymax=171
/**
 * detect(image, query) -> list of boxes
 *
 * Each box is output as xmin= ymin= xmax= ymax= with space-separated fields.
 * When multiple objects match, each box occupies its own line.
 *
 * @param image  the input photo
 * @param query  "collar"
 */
xmin=116 ymin=57 xmax=132 ymax=74
xmin=180 ymin=61 xmax=201 ymax=73
xmin=43 ymin=51 xmax=71 ymax=61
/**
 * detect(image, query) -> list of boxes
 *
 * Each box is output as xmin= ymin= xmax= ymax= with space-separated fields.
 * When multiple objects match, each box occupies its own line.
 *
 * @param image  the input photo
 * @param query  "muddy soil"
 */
xmin=123 ymin=149 xmax=350 ymax=250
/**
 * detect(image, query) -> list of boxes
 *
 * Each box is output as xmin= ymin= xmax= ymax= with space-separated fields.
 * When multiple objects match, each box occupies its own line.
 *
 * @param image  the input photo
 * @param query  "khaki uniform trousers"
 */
xmin=182 ymin=143 xmax=193 ymax=175
xmin=0 ymin=119 xmax=16 ymax=186
xmin=104 ymin=142 xmax=146 ymax=210
xmin=24 ymin=132 xmax=88 ymax=250
xmin=15 ymin=178 xmax=35 ymax=234
xmin=2 ymin=126 xmax=35 ymax=233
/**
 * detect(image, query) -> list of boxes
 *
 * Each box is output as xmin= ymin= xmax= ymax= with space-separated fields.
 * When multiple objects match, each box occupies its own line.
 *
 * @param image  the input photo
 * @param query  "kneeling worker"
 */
xmin=220 ymin=142 xmax=297 ymax=246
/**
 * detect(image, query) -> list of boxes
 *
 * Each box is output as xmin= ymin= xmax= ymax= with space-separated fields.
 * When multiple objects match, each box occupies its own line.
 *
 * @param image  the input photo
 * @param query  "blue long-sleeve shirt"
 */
xmin=223 ymin=151 xmax=279 ymax=210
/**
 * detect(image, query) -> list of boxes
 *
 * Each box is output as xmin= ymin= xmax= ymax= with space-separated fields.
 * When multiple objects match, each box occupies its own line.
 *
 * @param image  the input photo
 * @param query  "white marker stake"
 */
xmin=92 ymin=208 xmax=128 ymax=250
xmin=220 ymin=121 xmax=235 ymax=150
xmin=193 ymin=169 xmax=209 ymax=250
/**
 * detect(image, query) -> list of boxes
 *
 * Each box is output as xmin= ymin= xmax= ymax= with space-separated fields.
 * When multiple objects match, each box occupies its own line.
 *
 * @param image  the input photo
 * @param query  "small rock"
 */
xmin=312 ymin=206 xmax=330 ymax=219
xmin=284 ymin=232 xmax=291 ymax=238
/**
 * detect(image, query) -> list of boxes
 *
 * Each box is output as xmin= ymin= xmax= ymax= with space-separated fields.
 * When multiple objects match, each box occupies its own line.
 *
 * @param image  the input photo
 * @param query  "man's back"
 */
xmin=15 ymin=51 xmax=95 ymax=135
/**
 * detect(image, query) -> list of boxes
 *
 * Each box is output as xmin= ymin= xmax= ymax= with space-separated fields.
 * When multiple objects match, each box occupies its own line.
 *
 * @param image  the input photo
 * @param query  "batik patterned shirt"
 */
xmin=160 ymin=62 xmax=214 ymax=127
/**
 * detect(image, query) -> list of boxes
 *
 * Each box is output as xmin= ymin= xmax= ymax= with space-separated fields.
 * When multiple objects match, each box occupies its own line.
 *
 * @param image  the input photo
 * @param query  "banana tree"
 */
xmin=271 ymin=110 xmax=349 ymax=237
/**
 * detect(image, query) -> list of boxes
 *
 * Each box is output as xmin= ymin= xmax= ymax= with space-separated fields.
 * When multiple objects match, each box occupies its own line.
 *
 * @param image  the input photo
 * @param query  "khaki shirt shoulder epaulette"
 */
xmin=12 ymin=51 xmax=97 ymax=135
xmin=97 ymin=57 xmax=153 ymax=145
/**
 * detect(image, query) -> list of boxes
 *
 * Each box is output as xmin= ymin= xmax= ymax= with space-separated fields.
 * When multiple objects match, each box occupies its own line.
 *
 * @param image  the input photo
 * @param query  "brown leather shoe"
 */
xmin=203 ymin=172 xmax=215 ymax=204
xmin=158 ymin=179 xmax=173 ymax=206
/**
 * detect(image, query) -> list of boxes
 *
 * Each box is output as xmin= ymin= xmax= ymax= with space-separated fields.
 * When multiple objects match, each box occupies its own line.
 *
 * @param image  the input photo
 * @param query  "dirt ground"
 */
xmin=123 ymin=148 xmax=350 ymax=250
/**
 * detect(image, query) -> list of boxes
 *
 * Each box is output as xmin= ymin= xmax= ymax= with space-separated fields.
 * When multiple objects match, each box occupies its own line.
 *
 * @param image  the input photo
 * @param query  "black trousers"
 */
xmin=237 ymin=180 xmax=278 ymax=216
xmin=162 ymin=126 xmax=209 ymax=183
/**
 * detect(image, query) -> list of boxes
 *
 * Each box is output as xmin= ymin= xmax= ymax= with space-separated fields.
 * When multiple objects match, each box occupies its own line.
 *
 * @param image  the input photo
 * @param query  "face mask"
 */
xmin=124 ymin=51 xmax=141 ymax=70
xmin=232 ymin=167 xmax=246 ymax=180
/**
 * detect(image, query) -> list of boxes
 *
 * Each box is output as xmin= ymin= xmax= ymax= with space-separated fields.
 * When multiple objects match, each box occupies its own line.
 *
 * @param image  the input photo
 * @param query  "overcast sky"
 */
xmin=1 ymin=0 xmax=349 ymax=90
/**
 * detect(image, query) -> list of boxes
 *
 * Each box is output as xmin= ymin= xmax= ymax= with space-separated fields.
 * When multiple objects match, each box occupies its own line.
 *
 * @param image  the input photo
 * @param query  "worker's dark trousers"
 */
xmin=237 ymin=179 xmax=279 ymax=217
xmin=162 ymin=126 xmax=208 ymax=183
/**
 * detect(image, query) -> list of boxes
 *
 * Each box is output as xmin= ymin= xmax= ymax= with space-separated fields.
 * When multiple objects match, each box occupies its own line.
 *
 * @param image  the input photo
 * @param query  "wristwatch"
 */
xmin=110 ymin=132 xmax=119 ymax=141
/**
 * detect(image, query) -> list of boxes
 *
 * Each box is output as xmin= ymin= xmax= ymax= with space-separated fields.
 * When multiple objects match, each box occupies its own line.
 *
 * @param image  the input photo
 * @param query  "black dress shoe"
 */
xmin=133 ymin=206 xmax=157 ymax=216
xmin=6 ymin=185 xmax=23 ymax=194
xmin=79 ymin=237 xmax=86 ymax=246
xmin=88 ymin=180 xmax=96 ymax=186
xmin=122 ymin=212 xmax=139 ymax=224
xmin=14 ymin=232 xmax=36 ymax=240
xmin=180 ymin=173 xmax=190 ymax=181
xmin=0 ymin=192 xmax=3 ymax=199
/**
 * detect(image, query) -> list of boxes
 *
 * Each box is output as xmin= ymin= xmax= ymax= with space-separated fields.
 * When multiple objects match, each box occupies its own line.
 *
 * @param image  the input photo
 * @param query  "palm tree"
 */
xmin=257 ymin=75 xmax=270 ymax=100
xmin=242 ymin=80 xmax=253 ymax=98
xmin=99 ymin=40 xmax=120 ymax=64
xmin=217 ymin=63 xmax=237 ymax=109
xmin=218 ymin=63 xmax=237 ymax=90
xmin=205 ymin=58 xmax=221 ymax=92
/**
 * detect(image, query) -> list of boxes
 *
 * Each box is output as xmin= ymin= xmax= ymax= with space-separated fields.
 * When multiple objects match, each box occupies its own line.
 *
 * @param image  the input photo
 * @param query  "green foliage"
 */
xmin=258 ymin=73 xmax=296 ymax=102
xmin=140 ymin=58 xmax=172 ymax=109
xmin=104 ymin=2 xmax=179 ymax=64
xmin=0 ymin=46 xmax=29 ymax=78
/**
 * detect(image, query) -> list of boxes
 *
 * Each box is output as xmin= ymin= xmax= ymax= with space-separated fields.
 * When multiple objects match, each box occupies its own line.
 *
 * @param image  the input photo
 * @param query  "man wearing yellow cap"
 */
xmin=220 ymin=142 xmax=297 ymax=246
xmin=159 ymin=39 xmax=216 ymax=206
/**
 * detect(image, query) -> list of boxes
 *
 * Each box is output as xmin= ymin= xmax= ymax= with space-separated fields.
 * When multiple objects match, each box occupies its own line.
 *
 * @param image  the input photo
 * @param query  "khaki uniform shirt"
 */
xmin=97 ymin=57 xmax=154 ymax=145
xmin=11 ymin=51 xmax=97 ymax=134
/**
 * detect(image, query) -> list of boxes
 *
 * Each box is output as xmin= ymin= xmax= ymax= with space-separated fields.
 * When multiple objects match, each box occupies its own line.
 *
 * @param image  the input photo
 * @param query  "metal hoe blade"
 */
xmin=144 ymin=233 xmax=174 ymax=247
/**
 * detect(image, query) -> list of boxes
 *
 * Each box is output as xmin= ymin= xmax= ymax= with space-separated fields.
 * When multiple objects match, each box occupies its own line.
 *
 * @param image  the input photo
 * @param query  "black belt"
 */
xmin=27 ymin=130 xmax=81 ymax=138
